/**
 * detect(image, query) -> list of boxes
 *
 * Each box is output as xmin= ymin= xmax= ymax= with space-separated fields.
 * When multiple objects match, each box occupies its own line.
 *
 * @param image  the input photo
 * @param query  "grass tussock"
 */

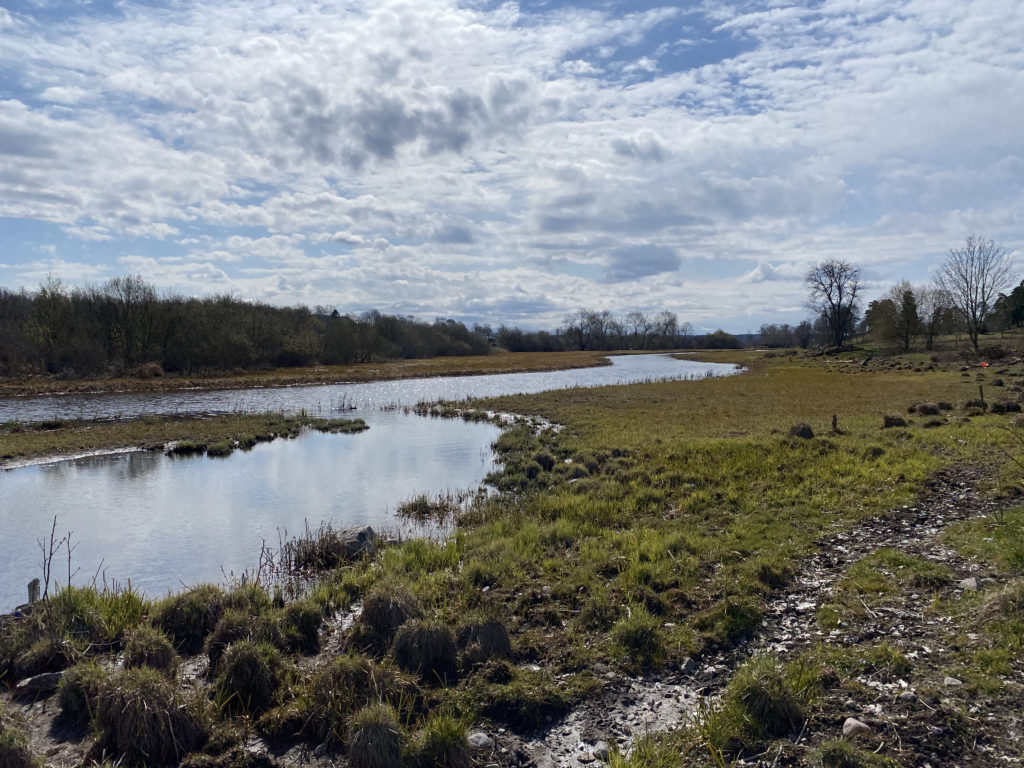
xmin=213 ymin=640 xmax=284 ymax=716
xmin=348 ymin=703 xmax=403 ymax=768
xmin=95 ymin=667 xmax=209 ymax=766
xmin=0 ymin=702 xmax=37 ymax=768
xmin=151 ymin=584 xmax=226 ymax=654
xmin=391 ymin=620 xmax=458 ymax=686
xmin=350 ymin=587 xmax=422 ymax=656
xmin=409 ymin=712 xmax=471 ymax=768
xmin=122 ymin=625 xmax=177 ymax=673
xmin=57 ymin=660 xmax=108 ymax=725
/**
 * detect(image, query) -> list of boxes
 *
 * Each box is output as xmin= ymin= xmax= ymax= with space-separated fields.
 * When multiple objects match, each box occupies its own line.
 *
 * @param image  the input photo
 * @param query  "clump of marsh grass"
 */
xmin=787 ymin=422 xmax=814 ymax=439
xmin=456 ymin=618 xmax=511 ymax=669
xmin=347 ymin=703 xmax=403 ymax=768
xmin=281 ymin=599 xmax=324 ymax=653
xmin=702 ymin=655 xmax=808 ymax=757
xmin=204 ymin=608 xmax=283 ymax=675
xmin=122 ymin=625 xmax=177 ymax=673
xmin=151 ymin=583 xmax=226 ymax=654
xmin=611 ymin=606 xmax=664 ymax=669
xmin=213 ymin=640 xmax=283 ymax=716
xmin=882 ymin=414 xmax=908 ymax=428
xmin=0 ymin=700 xmax=37 ymax=768
xmin=57 ymin=660 xmax=107 ymax=725
xmin=95 ymin=667 xmax=209 ymax=766
xmin=350 ymin=587 xmax=422 ymax=656
xmin=280 ymin=522 xmax=378 ymax=573
xmin=390 ymin=620 xmax=457 ymax=686
xmin=395 ymin=492 xmax=465 ymax=525
xmin=410 ymin=711 xmax=471 ymax=768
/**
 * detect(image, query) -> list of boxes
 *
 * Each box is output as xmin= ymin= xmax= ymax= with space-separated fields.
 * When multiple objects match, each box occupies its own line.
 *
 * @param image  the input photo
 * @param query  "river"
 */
xmin=0 ymin=354 xmax=736 ymax=609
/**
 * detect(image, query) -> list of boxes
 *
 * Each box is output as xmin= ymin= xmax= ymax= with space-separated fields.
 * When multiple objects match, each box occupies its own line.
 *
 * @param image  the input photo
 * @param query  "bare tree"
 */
xmin=935 ymin=235 xmax=1014 ymax=353
xmin=806 ymin=259 xmax=861 ymax=347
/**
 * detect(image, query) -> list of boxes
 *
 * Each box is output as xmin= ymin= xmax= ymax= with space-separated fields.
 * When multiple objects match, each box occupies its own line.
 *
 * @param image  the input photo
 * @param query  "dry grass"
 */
xmin=0 ymin=350 xmax=613 ymax=397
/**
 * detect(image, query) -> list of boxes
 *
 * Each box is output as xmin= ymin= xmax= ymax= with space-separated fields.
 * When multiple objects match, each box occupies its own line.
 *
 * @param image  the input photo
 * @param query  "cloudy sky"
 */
xmin=1 ymin=0 xmax=1022 ymax=332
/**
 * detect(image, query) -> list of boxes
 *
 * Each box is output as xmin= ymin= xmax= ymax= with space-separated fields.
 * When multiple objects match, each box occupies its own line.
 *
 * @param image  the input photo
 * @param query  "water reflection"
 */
xmin=0 ymin=355 xmax=738 ymax=610
xmin=1 ymin=413 xmax=500 ymax=610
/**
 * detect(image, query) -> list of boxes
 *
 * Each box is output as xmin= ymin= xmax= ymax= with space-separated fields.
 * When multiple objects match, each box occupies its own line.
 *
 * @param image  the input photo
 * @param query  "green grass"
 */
xmin=0 ymin=412 xmax=368 ymax=464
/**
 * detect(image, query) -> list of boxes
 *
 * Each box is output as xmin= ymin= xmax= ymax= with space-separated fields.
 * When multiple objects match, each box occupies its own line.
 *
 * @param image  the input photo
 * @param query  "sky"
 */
xmin=0 ymin=0 xmax=1022 ymax=333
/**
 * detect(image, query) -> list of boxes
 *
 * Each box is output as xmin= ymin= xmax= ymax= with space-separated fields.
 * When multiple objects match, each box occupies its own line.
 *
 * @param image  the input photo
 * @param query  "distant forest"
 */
xmin=0 ymin=276 xmax=734 ymax=377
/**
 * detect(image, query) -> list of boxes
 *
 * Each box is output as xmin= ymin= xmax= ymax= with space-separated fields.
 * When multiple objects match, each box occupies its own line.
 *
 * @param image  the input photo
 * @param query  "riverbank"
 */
xmin=0 ymin=413 xmax=367 ymax=467
xmin=0 ymin=350 xmax=614 ymax=398
xmin=2 ymin=350 xmax=1022 ymax=767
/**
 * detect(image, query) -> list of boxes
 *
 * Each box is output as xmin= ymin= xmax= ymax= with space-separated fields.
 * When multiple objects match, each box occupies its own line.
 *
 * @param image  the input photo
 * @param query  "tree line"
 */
xmin=799 ymin=234 xmax=1018 ymax=353
xmin=0 ymin=277 xmax=718 ymax=378
xmin=0 ymin=276 xmax=496 ymax=377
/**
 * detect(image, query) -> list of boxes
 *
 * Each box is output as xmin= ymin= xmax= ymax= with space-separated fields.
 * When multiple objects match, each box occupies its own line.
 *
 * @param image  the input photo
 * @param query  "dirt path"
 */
xmin=494 ymin=465 xmax=1023 ymax=767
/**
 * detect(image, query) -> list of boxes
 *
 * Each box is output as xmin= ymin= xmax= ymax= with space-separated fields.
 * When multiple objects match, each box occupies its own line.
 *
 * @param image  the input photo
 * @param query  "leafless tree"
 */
xmin=806 ymin=259 xmax=861 ymax=347
xmin=935 ymin=234 xmax=1014 ymax=353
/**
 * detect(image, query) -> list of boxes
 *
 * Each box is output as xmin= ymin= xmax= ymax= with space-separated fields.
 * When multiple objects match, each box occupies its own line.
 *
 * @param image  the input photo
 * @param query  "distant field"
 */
xmin=0 ymin=349 xmax=613 ymax=398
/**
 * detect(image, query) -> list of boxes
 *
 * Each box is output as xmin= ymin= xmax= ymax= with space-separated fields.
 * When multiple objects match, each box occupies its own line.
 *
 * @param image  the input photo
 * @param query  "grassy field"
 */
xmin=0 ymin=412 xmax=367 ymax=465
xmin=0 ymin=350 xmax=613 ymax=398
xmin=1 ymin=349 xmax=1022 ymax=767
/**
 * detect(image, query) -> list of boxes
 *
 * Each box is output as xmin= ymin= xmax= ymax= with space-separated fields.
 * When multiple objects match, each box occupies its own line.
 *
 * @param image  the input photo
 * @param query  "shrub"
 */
xmin=214 ymin=640 xmax=283 ymax=716
xmin=411 ymin=712 xmax=470 ymax=768
xmin=456 ymin=619 xmax=511 ymax=669
xmin=57 ymin=661 xmax=108 ymax=725
xmin=151 ymin=584 xmax=226 ymax=653
xmin=350 ymin=588 xmax=421 ymax=656
xmin=96 ymin=667 xmax=209 ymax=766
xmin=123 ymin=625 xmax=177 ymax=673
xmin=0 ymin=702 xmax=37 ymax=768
xmin=139 ymin=362 xmax=164 ymax=379
xmin=348 ymin=703 xmax=403 ymax=768
xmin=391 ymin=620 xmax=457 ymax=686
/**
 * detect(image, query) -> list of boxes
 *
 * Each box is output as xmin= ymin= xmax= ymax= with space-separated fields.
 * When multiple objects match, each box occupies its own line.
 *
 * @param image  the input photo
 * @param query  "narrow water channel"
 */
xmin=0 ymin=355 xmax=737 ymax=609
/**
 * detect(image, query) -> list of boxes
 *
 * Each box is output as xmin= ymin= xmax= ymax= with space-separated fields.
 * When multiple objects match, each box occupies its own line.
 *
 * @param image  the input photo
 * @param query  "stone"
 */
xmin=468 ymin=732 xmax=494 ymax=751
xmin=340 ymin=526 xmax=378 ymax=558
xmin=14 ymin=671 xmax=63 ymax=697
xmin=899 ymin=691 xmax=917 ymax=702
xmin=957 ymin=577 xmax=978 ymax=591
xmin=592 ymin=741 xmax=611 ymax=761
xmin=680 ymin=657 xmax=696 ymax=675
xmin=944 ymin=676 xmax=963 ymax=687
xmin=842 ymin=717 xmax=871 ymax=738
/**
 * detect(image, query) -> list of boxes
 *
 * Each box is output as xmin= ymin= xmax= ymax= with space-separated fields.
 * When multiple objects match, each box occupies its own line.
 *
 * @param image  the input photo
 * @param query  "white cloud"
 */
xmin=0 ymin=0 xmax=1021 ymax=328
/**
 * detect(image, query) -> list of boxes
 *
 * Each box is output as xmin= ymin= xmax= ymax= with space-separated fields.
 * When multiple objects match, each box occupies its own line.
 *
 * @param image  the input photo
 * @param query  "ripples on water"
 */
xmin=0 ymin=355 xmax=737 ymax=609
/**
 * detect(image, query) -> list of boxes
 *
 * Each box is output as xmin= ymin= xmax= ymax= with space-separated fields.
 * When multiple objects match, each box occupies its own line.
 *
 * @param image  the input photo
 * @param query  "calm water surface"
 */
xmin=0 ymin=355 xmax=737 ymax=609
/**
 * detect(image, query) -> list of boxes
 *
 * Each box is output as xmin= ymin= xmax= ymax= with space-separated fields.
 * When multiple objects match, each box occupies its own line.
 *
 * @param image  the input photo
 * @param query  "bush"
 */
xmin=348 ymin=703 xmax=403 ymax=768
xmin=123 ymin=625 xmax=177 ymax=673
xmin=350 ymin=587 xmax=421 ymax=656
xmin=391 ymin=620 xmax=457 ymax=686
xmin=456 ymin=619 xmax=511 ymax=669
xmin=57 ymin=661 xmax=108 ymax=725
xmin=96 ymin=667 xmax=208 ymax=766
xmin=411 ymin=712 xmax=470 ymax=768
xmin=214 ymin=640 xmax=283 ymax=716
xmin=151 ymin=584 xmax=226 ymax=653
